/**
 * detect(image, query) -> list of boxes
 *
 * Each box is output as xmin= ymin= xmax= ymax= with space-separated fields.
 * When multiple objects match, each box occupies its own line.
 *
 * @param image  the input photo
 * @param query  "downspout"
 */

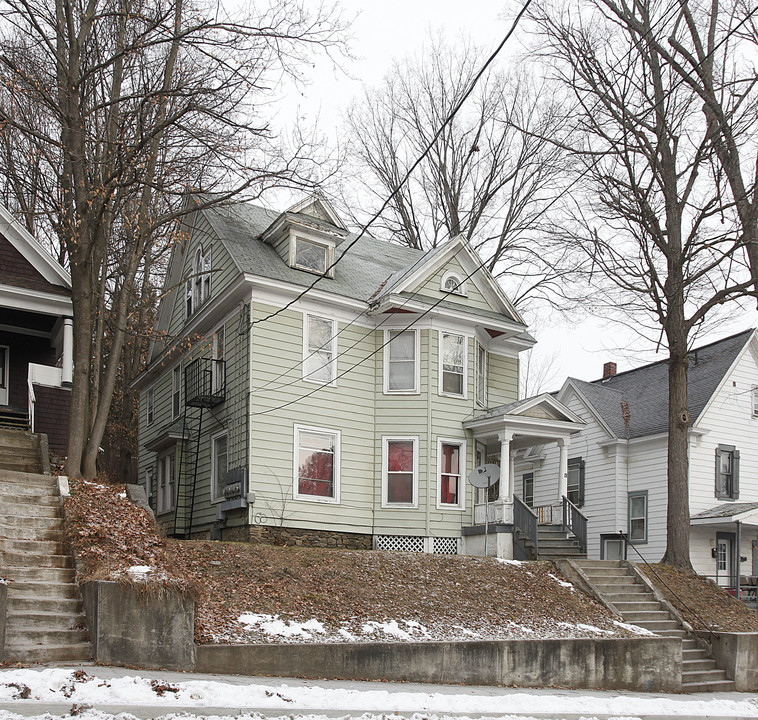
xmin=425 ymin=328 xmax=433 ymax=539
xmin=736 ymin=520 xmax=742 ymax=597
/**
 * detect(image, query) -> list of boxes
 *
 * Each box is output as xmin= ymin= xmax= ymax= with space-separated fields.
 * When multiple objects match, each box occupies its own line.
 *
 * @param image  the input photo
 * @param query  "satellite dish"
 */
xmin=467 ymin=464 xmax=500 ymax=489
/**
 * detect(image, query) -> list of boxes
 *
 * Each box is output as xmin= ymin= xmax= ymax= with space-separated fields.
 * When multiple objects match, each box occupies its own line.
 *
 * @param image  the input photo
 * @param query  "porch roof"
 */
xmin=463 ymin=393 xmax=585 ymax=448
xmin=691 ymin=501 xmax=758 ymax=526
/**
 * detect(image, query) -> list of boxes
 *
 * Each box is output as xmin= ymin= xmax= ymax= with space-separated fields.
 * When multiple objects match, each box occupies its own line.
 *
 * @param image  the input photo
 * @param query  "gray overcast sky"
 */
xmin=268 ymin=0 xmax=756 ymax=390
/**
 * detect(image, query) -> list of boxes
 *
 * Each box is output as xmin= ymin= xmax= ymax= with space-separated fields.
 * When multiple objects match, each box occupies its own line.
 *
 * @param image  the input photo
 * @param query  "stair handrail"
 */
xmin=562 ymin=495 xmax=588 ymax=553
xmin=513 ymin=494 xmax=539 ymax=559
xmin=618 ymin=531 xmax=718 ymax=642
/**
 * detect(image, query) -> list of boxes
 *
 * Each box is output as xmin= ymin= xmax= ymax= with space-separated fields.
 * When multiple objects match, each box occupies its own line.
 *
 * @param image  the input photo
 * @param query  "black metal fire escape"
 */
xmin=174 ymin=357 xmax=225 ymax=538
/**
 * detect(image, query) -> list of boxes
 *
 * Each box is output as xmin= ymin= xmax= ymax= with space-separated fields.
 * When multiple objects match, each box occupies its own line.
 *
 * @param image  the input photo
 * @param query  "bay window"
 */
xmin=440 ymin=331 xmax=466 ymax=397
xmin=294 ymin=426 xmax=340 ymax=502
xmin=438 ymin=440 xmax=465 ymax=509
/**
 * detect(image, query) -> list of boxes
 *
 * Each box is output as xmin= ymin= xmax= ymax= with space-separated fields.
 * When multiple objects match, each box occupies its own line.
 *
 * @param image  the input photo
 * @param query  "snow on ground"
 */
xmin=0 ymin=668 xmax=757 ymax=719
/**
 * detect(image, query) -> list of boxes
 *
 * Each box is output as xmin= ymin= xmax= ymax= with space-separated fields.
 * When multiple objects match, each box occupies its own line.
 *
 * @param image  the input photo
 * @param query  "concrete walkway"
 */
xmin=0 ymin=664 xmax=757 ymax=720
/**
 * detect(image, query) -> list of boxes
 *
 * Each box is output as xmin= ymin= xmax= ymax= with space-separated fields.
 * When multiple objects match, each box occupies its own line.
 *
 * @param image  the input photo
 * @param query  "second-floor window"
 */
xmin=475 ymin=342 xmax=487 ymax=407
xmin=172 ymin=366 xmax=181 ymax=419
xmin=146 ymin=387 xmax=154 ymax=426
xmin=715 ymin=445 xmax=740 ymax=500
xmin=304 ymin=314 xmax=336 ymax=384
xmin=385 ymin=329 xmax=417 ymax=393
xmin=440 ymin=332 xmax=466 ymax=397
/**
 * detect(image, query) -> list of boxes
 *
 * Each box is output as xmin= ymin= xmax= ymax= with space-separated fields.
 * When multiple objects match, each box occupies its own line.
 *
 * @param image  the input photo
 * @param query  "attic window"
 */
xmin=441 ymin=271 xmax=466 ymax=296
xmin=294 ymin=237 xmax=330 ymax=275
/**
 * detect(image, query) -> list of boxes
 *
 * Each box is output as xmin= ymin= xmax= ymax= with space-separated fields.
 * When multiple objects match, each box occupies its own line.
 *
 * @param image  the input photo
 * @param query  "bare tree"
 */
xmin=531 ymin=0 xmax=757 ymax=568
xmin=344 ymin=35 xmax=571 ymax=305
xmin=0 ymin=0 xmax=348 ymax=478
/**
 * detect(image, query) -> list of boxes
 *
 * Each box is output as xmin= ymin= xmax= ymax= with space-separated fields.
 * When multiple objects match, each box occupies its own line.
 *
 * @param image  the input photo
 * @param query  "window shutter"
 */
xmin=715 ymin=446 xmax=722 ymax=498
xmin=578 ymin=459 xmax=586 ymax=507
xmin=733 ymin=449 xmax=740 ymax=499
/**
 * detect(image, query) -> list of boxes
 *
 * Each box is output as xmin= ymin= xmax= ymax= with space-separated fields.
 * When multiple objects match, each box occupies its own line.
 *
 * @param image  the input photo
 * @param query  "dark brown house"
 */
xmin=0 ymin=204 xmax=72 ymax=455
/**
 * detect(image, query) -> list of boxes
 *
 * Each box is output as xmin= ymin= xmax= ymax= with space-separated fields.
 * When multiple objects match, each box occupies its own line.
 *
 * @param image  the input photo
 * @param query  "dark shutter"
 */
xmin=715 ymin=446 xmax=723 ymax=499
xmin=733 ymin=449 xmax=740 ymax=499
xmin=578 ymin=458 xmax=586 ymax=507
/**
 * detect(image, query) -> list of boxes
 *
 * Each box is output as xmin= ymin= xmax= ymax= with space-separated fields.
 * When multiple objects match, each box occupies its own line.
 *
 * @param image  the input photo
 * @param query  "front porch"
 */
xmin=462 ymin=393 xmax=588 ymax=560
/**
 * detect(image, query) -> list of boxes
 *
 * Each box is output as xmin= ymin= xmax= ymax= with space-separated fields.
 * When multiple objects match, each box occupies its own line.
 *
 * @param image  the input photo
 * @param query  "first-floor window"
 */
xmin=567 ymin=457 xmax=585 ymax=507
xmin=383 ymin=437 xmax=417 ymax=507
xmin=628 ymin=491 xmax=647 ymax=543
xmin=157 ymin=452 xmax=175 ymax=514
xmin=295 ymin=426 xmax=339 ymax=501
xmin=145 ymin=467 xmax=154 ymax=509
xmin=439 ymin=440 xmax=465 ymax=508
xmin=212 ymin=432 xmax=228 ymax=501
xmin=523 ymin=472 xmax=534 ymax=507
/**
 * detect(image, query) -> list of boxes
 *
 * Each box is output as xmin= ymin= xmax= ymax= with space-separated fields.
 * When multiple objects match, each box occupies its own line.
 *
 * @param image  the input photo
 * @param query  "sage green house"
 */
xmin=134 ymin=194 xmax=581 ymax=556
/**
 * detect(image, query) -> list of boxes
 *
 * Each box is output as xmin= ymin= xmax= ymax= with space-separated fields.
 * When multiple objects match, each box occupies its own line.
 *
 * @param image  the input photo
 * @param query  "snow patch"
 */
xmin=613 ymin=620 xmax=657 ymax=636
xmin=237 ymin=613 xmax=326 ymax=639
xmin=548 ymin=572 xmax=574 ymax=589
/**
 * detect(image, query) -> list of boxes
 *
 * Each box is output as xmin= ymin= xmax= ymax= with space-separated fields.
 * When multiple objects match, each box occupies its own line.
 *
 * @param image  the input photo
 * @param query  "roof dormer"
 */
xmin=259 ymin=193 xmax=349 ymax=278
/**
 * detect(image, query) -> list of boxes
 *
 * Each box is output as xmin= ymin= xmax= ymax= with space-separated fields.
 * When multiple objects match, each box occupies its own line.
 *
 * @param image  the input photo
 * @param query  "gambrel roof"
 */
xmin=558 ymin=329 xmax=755 ymax=440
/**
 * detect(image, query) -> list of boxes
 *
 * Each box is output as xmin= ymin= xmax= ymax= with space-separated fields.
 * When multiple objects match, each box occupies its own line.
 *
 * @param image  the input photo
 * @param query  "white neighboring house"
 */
xmin=516 ymin=328 xmax=758 ymax=588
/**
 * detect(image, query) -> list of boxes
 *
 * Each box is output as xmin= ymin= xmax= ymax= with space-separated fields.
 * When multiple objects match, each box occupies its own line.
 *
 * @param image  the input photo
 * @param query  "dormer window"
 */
xmin=294 ymin=236 xmax=330 ymax=275
xmin=441 ymin=271 xmax=466 ymax=296
xmin=186 ymin=245 xmax=211 ymax=316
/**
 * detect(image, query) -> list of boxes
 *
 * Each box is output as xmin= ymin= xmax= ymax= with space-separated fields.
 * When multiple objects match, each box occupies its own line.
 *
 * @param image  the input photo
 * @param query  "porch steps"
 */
xmin=0 ymin=469 xmax=91 ymax=663
xmin=0 ymin=428 xmax=42 ymax=473
xmin=571 ymin=559 xmax=734 ymax=693
xmin=0 ymin=407 xmax=29 ymax=432
xmin=525 ymin=525 xmax=586 ymax=560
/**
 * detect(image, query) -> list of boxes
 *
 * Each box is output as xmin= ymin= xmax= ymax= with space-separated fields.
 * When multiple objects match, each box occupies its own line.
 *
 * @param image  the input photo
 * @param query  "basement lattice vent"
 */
xmin=433 ymin=537 xmax=459 ymax=555
xmin=373 ymin=535 xmax=425 ymax=553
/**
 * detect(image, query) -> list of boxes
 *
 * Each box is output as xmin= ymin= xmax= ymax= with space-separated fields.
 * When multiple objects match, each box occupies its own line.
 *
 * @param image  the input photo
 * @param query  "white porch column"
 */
xmin=557 ymin=437 xmax=569 ymax=501
xmin=61 ymin=317 xmax=73 ymax=387
xmin=497 ymin=431 xmax=513 ymax=501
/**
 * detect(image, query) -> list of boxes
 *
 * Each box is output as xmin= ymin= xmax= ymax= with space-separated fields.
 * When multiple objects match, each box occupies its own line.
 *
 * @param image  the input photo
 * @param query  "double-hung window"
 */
xmin=213 ymin=325 xmax=225 ymax=394
xmin=157 ymin=452 xmax=175 ymax=514
xmin=628 ymin=491 xmax=648 ymax=543
xmin=188 ymin=246 xmax=211 ymax=316
xmin=752 ymin=387 xmax=758 ymax=417
xmin=715 ymin=445 xmax=740 ymax=500
xmin=304 ymin=314 xmax=336 ymax=385
xmin=567 ymin=457 xmax=585 ymax=507
xmin=172 ymin=366 xmax=181 ymax=419
xmin=212 ymin=431 xmax=228 ymax=501
xmin=438 ymin=439 xmax=465 ymax=509
xmin=146 ymin=387 xmax=155 ymax=426
xmin=523 ymin=472 xmax=534 ymax=507
xmin=383 ymin=437 xmax=418 ymax=507
xmin=440 ymin=331 xmax=466 ymax=397
xmin=385 ymin=329 xmax=418 ymax=393
xmin=475 ymin=342 xmax=487 ymax=407
xmin=294 ymin=426 xmax=339 ymax=502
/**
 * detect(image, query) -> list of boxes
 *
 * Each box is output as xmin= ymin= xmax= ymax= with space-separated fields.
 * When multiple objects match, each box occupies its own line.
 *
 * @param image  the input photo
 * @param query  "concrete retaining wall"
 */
xmin=81 ymin=581 xmax=195 ymax=670
xmin=196 ymin=636 xmax=681 ymax=692
xmin=697 ymin=631 xmax=758 ymax=691
xmin=0 ymin=581 xmax=6 ymax=661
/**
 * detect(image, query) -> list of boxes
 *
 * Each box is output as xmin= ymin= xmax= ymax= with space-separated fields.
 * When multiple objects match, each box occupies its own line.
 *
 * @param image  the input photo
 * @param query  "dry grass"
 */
xmin=639 ymin=563 xmax=758 ymax=632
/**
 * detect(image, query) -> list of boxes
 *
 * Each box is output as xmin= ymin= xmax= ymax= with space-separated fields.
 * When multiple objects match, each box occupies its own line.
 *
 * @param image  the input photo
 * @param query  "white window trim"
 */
xmin=302 ymin=313 xmax=338 ymax=386
xmin=383 ymin=328 xmax=420 ymax=395
xmin=293 ymin=424 xmax=341 ymax=504
xmin=156 ymin=451 xmax=175 ymax=515
xmin=438 ymin=330 xmax=468 ymax=399
xmin=752 ymin=386 xmax=758 ymax=417
xmin=475 ymin=341 xmax=488 ymax=407
xmin=146 ymin=386 xmax=155 ymax=426
xmin=145 ymin=467 xmax=154 ymax=506
xmin=440 ymin=270 xmax=467 ymax=296
xmin=436 ymin=438 xmax=467 ymax=511
xmin=213 ymin=324 xmax=225 ymax=394
xmin=291 ymin=235 xmax=333 ymax=277
xmin=211 ymin=430 xmax=229 ymax=503
xmin=171 ymin=365 xmax=181 ymax=420
xmin=381 ymin=435 xmax=419 ymax=509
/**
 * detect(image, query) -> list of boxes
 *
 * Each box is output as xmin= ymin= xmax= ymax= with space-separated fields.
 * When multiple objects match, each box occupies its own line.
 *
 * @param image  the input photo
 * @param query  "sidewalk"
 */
xmin=0 ymin=664 xmax=757 ymax=720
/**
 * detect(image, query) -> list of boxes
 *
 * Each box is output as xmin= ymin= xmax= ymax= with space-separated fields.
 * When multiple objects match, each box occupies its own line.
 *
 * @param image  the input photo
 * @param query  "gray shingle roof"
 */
xmin=568 ymin=329 xmax=754 ymax=439
xmin=691 ymin=502 xmax=758 ymax=520
xmin=203 ymin=203 xmax=425 ymax=303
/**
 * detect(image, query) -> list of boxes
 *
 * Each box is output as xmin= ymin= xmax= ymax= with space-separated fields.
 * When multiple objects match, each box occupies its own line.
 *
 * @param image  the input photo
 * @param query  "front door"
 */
xmin=716 ymin=532 xmax=736 ymax=589
xmin=0 ymin=346 xmax=8 ymax=405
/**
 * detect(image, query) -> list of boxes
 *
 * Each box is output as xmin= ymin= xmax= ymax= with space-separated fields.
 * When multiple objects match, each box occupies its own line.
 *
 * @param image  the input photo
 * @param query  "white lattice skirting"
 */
xmin=373 ymin=535 xmax=460 ymax=554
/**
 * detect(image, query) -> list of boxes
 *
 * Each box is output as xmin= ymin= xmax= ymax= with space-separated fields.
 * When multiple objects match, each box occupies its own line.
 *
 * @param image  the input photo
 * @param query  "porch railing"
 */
xmin=474 ymin=502 xmax=502 ymax=525
xmin=562 ymin=495 xmax=587 ymax=553
xmin=534 ymin=502 xmax=561 ymax=524
xmin=513 ymin=494 xmax=539 ymax=559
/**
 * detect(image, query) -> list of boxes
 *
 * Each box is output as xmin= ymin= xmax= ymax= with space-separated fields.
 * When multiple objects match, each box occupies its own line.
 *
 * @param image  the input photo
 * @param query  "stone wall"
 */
xmin=232 ymin=524 xmax=372 ymax=550
xmin=0 ymin=581 xmax=6 ymax=661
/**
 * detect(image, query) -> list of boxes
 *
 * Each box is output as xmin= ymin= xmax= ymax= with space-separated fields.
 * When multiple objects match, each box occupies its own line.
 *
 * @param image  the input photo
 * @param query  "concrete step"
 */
xmin=6 ymin=610 xmax=86 ymax=631
xmin=0 ymin=491 xmax=60 ymax=507
xmin=683 ymin=658 xmax=720 ymax=672
xmin=651 ymin=629 xmax=688 ymax=638
xmin=682 ymin=668 xmax=732 ymax=684
xmin=573 ymin=559 xmax=626 ymax=569
xmin=0 ymin=469 xmax=55 ymax=487
xmin=7 ymin=596 xmax=83 ymax=614
xmin=0 ymin=460 xmax=42 ymax=473
xmin=598 ymin=583 xmax=649 ymax=594
xmin=538 ymin=551 xmax=586 ymax=559
xmin=6 ymin=580 xmax=82 ymax=600
xmin=631 ymin=619 xmax=682 ymax=632
xmin=5 ymin=627 xmax=89 ymax=646
xmin=605 ymin=591 xmax=658 ymax=603
xmin=0 ymin=538 xmax=66 ymax=554
xmin=681 ymin=679 xmax=736 ymax=693
xmin=1 ymin=551 xmax=73 ymax=568
xmin=0 ymin=515 xmax=63 ymax=531
xmin=0 ymin=524 xmax=63 ymax=541
xmin=3 ymin=643 xmax=91 ymax=663
xmin=620 ymin=610 xmax=672 ymax=622
xmin=581 ymin=573 xmax=634 ymax=582
xmin=612 ymin=601 xmax=663 ymax=612
xmin=3 ymin=565 xmax=75 ymax=583
xmin=683 ymin=647 xmax=710 ymax=661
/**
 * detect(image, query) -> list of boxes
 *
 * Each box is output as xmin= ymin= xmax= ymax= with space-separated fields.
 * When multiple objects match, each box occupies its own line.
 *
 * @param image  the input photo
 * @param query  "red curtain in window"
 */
xmin=440 ymin=443 xmax=459 ymax=504
xmin=388 ymin=440 xmax=414 ymax=503
xmin=299 ymin=449 xmax=334 ymax=497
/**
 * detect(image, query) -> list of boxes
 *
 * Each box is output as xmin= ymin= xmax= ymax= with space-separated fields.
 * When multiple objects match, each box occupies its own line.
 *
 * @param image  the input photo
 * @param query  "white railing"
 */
xmin=473 ymin=501 xmax=513 ymax=525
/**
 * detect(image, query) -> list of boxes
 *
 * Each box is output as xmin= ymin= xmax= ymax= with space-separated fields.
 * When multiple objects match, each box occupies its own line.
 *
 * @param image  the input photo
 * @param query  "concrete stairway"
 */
xmin=532 ymin=525 xmax=586 ymax=560
xmin=0 ymin=428 xmax=44 ymax=473
xmin=0 ymin=446 xmax=91 ymax=662
xmin=572 ymin=559 xmax=734 ymax=693
xmin=0 ymin=408 xmax=29 ymax=432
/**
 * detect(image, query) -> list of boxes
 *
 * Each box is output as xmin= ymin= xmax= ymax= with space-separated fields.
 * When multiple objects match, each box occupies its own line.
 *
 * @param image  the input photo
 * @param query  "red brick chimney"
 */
xmin=603 ymin=361 xmax=617 ymax=380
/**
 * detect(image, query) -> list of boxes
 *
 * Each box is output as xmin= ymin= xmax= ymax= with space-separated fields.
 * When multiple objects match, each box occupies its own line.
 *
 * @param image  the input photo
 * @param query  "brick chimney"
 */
xmin=603 ymin=361 xmax=617 ymax=380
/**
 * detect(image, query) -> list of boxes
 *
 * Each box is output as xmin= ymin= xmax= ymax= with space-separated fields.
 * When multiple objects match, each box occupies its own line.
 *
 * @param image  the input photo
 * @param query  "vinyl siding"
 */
xmin=487 ymin=353 xmax=519 ymax=408
xmin=419 ymin=258 xmax=495 ymax=313
xmin=626 ymin=436 xmax=668 ymax=562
